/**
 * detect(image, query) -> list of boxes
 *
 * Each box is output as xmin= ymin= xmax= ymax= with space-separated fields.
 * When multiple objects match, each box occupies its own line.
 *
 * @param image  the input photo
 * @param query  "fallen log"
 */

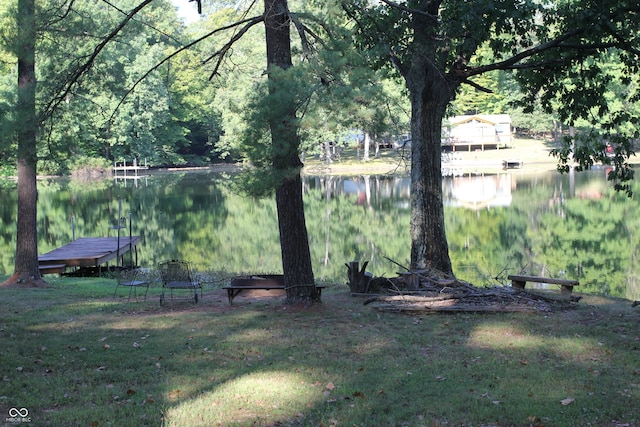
xmin=364 ymin=294 xmax=459 ymax=305
xmin=371 ymin=304 xmax=543 ymax=314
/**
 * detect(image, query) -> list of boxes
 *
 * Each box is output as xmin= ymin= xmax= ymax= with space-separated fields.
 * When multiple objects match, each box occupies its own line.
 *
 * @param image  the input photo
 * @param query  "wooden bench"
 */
xmin=507 ymin=275 xmax=579 ymax=296
xmin=223 ymin=275 xmax=325 ymax=304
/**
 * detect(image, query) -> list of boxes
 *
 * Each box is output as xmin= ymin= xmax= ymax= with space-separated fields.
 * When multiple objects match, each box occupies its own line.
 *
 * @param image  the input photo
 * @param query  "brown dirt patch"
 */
xmin=0 ymin=274 xmax=49 ymax=288
xmin=117 ymin=288 xmax=346 ymax=316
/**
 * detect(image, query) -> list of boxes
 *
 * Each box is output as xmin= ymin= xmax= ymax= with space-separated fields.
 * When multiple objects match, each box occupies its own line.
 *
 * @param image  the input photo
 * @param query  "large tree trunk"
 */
xmin=2 ymin=0 xmax=46 ymax=288
xmin=275 ymin=174 xmax=317 ymax=304
xmin=405 ymin=13 xmax=456 ymax=276
xmin=264 ymin=0 xmax=317 ymax=304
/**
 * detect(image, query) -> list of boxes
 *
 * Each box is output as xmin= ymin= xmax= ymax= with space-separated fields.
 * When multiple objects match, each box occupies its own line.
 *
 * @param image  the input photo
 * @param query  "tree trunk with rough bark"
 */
xmin=264 ymin=0 xmax=317 ymax=304
xmin=2 ymin=0 xmax=46 ymax=288
xmin=405 ymin=13 xmax=457 ymax=276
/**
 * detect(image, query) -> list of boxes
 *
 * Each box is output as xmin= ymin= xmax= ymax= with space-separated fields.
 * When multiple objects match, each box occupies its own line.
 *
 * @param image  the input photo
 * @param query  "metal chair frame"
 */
xmin=158 ymin=260 xmax=202 ymax=305
xmin=113 ymin=268 xmax=149 ymax=301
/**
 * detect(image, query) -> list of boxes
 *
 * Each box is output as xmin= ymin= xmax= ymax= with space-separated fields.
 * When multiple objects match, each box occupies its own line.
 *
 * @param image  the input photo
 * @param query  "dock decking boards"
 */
xmin=38 ymin=236 xmax=141 ymax=273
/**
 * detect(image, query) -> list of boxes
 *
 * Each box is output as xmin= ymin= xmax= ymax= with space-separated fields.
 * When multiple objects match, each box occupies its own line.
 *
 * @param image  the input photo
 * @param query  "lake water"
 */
xmin=0 ymin=166 xmax=638 ymax=300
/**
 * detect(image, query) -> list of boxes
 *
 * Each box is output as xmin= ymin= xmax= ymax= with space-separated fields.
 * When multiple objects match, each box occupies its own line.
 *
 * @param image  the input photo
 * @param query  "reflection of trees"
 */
xmin=0 ymin=171 xmax=638 ymax=299
xmin=302 ymin=175 xmax=411 ymax=210
xmin=625 ymin=220 xmax=640 ymax=300
xmin=0 ymin=173 xmax=230 ymax=274
xmin=0 ymin=183 xmax=18 ymax=275
xmin=448 ymin=174 xmax=640 ymax=296
xmin=303 ymin=187 xmax=410 ymax=281
xmin=126 ymin=172 xmax=229 ymax=268
xmin=447 ymin=208 xmax=529 ymax=286
xmin=443 ymin=173 xmax=513 ymax=210
xmin=530 ymin=195 xmax=637 ymax=297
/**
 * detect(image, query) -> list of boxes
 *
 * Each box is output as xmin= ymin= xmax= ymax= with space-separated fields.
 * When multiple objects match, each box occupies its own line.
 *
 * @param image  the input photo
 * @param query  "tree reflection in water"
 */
xmin=0 ymin=168 xmax=637 ymax=299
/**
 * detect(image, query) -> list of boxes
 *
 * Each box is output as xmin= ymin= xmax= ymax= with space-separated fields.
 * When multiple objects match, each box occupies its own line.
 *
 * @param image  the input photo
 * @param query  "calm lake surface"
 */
xmin=1 ymin=166 xmax=638 ymax=300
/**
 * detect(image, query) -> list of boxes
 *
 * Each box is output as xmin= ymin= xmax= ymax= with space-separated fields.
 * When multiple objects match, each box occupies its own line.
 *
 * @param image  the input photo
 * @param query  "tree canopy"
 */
xmin=0 ymin=1 xmax=636 ymax=177
xmin=0 ymin=0 xmax=638 ymax=285
xmin=341 ymin=0 xmax=639 ymax=273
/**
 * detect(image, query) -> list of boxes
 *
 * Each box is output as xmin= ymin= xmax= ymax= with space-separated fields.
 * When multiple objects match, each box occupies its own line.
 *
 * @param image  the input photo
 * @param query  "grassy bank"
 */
xmin=302 ymin=138 xmax=562 ymax=176
xmin=303 ymin=137 xmax=640 ymax=176
xmin=1 ymin=277 xmax=639 ymax=426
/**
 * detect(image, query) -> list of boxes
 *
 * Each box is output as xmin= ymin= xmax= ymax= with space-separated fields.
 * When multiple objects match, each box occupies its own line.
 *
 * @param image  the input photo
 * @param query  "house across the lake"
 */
xmin=443 ymin=114 xmax=513 ymax=151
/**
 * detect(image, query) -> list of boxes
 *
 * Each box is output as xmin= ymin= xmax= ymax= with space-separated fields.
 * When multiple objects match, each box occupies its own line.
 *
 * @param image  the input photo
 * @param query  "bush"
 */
xmin=0 ymin=164 xmax=16 ymax=177
xmin=67 ymin=156 xmax=111 ymax=178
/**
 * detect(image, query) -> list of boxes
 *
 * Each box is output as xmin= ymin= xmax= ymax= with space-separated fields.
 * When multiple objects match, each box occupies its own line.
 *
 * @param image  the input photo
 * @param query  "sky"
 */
xmin=170 ymin=0 xmax=201 ymax=24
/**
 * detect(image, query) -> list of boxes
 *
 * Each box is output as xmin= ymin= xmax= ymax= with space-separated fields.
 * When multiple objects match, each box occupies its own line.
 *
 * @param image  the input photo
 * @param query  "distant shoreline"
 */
xmin=3 ymin=139 xmax=636 ymax=181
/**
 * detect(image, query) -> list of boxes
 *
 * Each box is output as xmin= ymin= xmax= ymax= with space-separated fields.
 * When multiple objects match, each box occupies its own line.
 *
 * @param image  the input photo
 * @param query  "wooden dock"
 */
xmin=113 ymin=159 xmax=148 ymax=178
xmin=38 ymin=236 xmax=141 ymax=274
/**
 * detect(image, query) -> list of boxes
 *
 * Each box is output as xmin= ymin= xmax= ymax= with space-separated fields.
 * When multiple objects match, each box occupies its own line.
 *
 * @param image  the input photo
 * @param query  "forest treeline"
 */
xmin=0 ymin=0 xmax=615 ymax=177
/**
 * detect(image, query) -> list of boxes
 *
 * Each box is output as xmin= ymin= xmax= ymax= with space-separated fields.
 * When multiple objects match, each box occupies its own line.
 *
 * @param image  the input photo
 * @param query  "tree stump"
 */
xmin=345 ymin=261 xmax=372 ymax=294
xmin=396 ymin=272 xmax=419 ymax=290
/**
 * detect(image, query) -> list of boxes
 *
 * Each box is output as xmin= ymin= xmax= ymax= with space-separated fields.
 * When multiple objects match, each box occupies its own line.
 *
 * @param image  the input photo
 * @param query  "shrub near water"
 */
xmin=1 ymin=277 xmax=639 ymax=426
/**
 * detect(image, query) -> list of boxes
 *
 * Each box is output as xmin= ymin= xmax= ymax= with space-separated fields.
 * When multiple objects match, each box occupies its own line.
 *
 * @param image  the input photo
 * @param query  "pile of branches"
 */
xmin=347 ymin=261 xmax=579 ymax=314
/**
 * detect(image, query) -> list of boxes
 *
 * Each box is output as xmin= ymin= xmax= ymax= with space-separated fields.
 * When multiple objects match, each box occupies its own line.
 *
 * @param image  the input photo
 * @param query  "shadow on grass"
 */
xmin=1 ymin=280 xmax=639 ymax=426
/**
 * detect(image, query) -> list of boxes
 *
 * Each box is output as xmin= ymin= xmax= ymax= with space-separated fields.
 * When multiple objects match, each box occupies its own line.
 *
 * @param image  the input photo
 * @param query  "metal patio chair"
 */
xmin=113 ymin=268 xmax=149 ymax=301
xmin=158 ymin=260 xmax=202 ymax=305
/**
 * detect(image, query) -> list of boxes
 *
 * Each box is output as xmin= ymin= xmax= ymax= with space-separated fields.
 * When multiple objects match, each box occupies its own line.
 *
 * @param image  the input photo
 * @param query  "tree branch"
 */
xmin=465 ymin=9 xmax=640 ymax=78
xmin=462 ymin=28 xmax=585 ymax=77
xmin=499 ymin=58 xmax=568 ymax=70
xmin=600 ymin=26 xmax=640 ymax=56
xmin=100 ymin=0 xmax=183 ymax=44
xmin=378 ymin=0 xmax=439 ymax=22
xmin=40 ymin=0 xmax=76 ymax=28
xmin=341 ymin=1 xmax=410 ymax=76
xmin=460 ymin=79 xmax=492 ymax=93
xmin=289 ymin=12 xmax=330 ymax=58
xmin=202 ymin=15 xmax=265 ymax=79
xmin=188 ymin=0 xmax=202 ymax=15
xmin=108 ymin=15 xmax=264 ymax=123
xmin=41 ymin=0 xmax=155 ymax=121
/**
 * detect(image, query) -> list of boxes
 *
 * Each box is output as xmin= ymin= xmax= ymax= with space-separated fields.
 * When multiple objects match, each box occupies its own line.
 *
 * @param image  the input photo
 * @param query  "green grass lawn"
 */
xmin=1 ymin=276 xmax=640 ymax=426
